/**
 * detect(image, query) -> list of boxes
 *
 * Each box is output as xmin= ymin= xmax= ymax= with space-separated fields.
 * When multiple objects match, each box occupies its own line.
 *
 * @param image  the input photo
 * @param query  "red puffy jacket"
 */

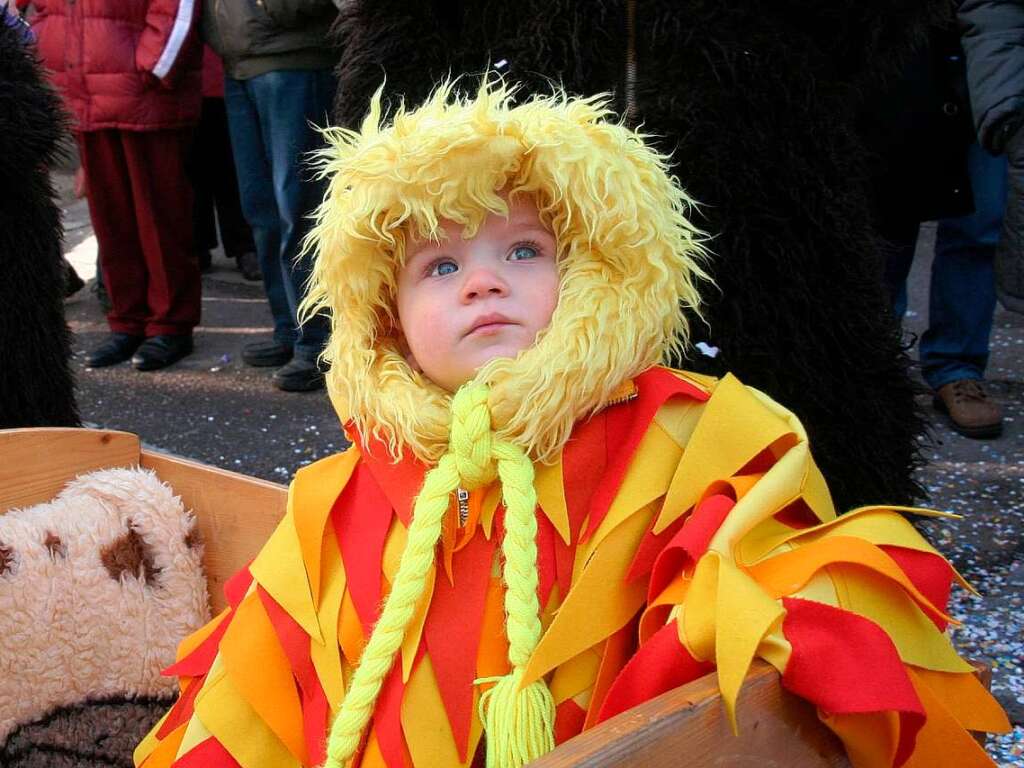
xmin=28 ymin=0 xmax=202 ymax=132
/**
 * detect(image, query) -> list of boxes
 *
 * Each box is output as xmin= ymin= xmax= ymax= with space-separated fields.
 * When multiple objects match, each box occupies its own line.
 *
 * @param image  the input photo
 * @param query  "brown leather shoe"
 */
xmin=933 ymin=379 xmax=1003 ymax=439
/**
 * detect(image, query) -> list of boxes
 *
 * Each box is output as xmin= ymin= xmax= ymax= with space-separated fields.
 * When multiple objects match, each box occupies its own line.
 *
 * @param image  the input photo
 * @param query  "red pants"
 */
xmin=79 ymin=129 xmax=201 ymax=336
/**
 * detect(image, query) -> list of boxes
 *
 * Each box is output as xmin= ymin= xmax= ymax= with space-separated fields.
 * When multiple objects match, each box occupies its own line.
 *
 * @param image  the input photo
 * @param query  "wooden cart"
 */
xmin=0 ymin=427 xmax=873 ymax=767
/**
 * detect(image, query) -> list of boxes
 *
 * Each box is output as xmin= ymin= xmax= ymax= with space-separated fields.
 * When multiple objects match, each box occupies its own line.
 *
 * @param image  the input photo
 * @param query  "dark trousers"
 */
xmin=224 ymin=69 xmax=333 ymax=360
xmin=78 ymin=129 xmax=201 ymax=336
xmin=188 ymin=97 xmax=255 ymax=261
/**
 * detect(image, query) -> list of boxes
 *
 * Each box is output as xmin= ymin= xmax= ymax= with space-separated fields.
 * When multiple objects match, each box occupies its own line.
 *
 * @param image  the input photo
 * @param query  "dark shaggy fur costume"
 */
xmin=331 ymin=1 xmax=942 ymax=511
xmin=0 ymin=18 xmax=79 ymax=428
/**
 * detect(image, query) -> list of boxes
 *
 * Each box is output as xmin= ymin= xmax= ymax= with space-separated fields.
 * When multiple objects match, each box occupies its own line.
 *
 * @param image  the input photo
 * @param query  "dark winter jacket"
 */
xmin=202 ymin=0 xmax=338 ymax=81
xmin=29 ymin=0 xmax=202 ymax=132
xmin=958 ymin=0 xmax=1024 ymax=153
xmin=860 ymin=25 xmax=976 ymax=233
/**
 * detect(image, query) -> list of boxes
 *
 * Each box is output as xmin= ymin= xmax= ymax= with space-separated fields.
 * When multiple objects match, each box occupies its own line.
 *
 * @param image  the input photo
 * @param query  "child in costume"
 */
xmin=135 ymin=82 xmax=1009 ymax=768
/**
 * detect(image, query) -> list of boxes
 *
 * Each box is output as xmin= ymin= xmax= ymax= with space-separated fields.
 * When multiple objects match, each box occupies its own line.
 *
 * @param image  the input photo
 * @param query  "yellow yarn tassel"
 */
xmin=477 ymin=669 xmax=556 ymax=768
xmin=323 ymin=382 xmax=556 ymax=767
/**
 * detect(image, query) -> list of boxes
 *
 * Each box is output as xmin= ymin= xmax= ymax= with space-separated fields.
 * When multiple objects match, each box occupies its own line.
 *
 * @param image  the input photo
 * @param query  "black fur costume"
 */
xmin=0 ymin=17 xmax=78 ymax=428
xmin=331 ymin=1 xmax=941 ymax=511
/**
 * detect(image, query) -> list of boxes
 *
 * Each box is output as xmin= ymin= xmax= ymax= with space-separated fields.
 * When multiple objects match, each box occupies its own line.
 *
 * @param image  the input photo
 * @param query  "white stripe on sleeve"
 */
xmin=151 ymin=0 xmax=196 ymax=80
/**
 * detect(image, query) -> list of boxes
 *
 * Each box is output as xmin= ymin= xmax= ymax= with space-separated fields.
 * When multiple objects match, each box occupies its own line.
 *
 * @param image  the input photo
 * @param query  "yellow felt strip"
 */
xmin=902 ymin=667 xmax=1003 ymax=768
xmin=523 ymin=507 xmax=651 ymax=687
xmin=195 ymin=655 xmax=302 ymax=768
xmin=311 ymin=528 xmax=347 ymax=711
xmin=707 ymin=444 xmax=810 ymax=555
xmin=174 ymin=704 xmax=214 ymax=760
xmin=219 ymin=592 xmax=309 ymax=764
xmin=402 ymin=564 xmax=435 ymax=683
xmin=685 ymin=553 xmax=785 ymax=731
xmin=583 ymin=422 xmax=681 ymax=558
xmin=820 ymin=711 xmax=900 ymax=768
xmin=657 ymin=374 xmax=794 ymax=534
xmin=293 ymin=449 xmax=360 ymax=610
xmin=402 ymin=654 xmax=481 ymax=768
xmin=832 ymin=565 xmax=972 ymax=673
xmin=535 ymin=458 xmax=571 ymax=545
xmin=549 ymin=645 xmax=603 ymax=705
xmin=651 ymin=396 xmax=705 ymax=451
xmin=250 ymin=501 xmax=323 ymax=644
xmin=909 ymin=667 xmax=1010 ymax=734
xmin=741 ymin=506 xmax=944 ymax=566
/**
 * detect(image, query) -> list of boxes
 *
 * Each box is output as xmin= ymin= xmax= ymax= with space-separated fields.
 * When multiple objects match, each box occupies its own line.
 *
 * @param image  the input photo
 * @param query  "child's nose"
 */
xmin=460 ymin=266 xmax=509 ymax=301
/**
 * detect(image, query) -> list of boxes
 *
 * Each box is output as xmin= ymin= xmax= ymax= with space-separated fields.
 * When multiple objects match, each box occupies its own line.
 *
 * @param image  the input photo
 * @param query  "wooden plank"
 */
xmin=0 ymin=428 xmax=140 ymax=512
xmin=140 ymin=450 xmax=288 ymax=613
xmin=535 ymin=661 xmax=849 ymax=768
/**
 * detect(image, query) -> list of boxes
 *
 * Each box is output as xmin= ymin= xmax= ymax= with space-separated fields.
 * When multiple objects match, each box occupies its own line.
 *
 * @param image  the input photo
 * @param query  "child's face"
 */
xmin=396 ymin=197 xmax=560 ymax=392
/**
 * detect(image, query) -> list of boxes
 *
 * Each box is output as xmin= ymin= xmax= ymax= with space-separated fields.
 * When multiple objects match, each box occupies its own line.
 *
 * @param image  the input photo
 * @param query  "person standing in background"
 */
xmin=188 ymin=44 xmax=261 ymax=283
xmin=204 ymin=0 xmax=338 ymax=392
xmin=28 ymin=0 xmax=204 ymax=372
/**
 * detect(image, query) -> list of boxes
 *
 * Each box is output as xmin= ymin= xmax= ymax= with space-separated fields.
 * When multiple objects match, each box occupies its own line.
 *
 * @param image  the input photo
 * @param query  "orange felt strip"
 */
xmin=909 ymin=667 xmax=1010 ymax=735
xmin=293 ymin=448 xmax=359 ymax=610
xmin=219 ymin=592 xmax=308 ymax=764
xmin=584 ymin=619 xmax=636 ymax=729
xmin=339 ymin=588 xmax=366 ymax=665
xmin=137 ymin=722 xmax=187 ymax=768
xmin=820 ymin=711 xmax=900 ymax=768
xmin=476 ymin=577 xmax=510 ymax=685
xmin=902 ymin=667 xmax=1003 ymax=767
xmin=747 ymin=536 xmax=952 ymax=625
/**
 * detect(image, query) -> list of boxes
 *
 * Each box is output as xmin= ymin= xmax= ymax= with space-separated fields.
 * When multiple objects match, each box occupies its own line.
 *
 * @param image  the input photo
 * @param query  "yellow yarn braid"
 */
xmin=323 ymin=383 xmax=555 ymax=768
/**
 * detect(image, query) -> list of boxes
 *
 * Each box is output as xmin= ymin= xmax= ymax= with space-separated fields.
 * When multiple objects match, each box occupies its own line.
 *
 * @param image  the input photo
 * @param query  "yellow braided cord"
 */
xmin=323 ymin=451 xmax=459 ymax=767
xmin=477 ymin=438 xmax=556 ymax=767
xmin=322 ymin=382 xmax=554 ymax=767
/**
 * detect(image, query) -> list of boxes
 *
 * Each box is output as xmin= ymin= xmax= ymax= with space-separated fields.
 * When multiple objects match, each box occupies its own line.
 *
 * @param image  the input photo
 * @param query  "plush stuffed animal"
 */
xmin=0 ymin=468 xmax=209 ymax=766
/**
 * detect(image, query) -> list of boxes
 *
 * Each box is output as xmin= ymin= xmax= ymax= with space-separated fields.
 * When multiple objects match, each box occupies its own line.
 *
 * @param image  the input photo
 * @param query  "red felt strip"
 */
xmin=172 ymin=736 xmax=242 ymax=767
xmin=597 ymin=619 xmax=713 ymax=724
xmin=422 ymin=530 xmax=497 ymax=759
xmin=224 ymin=565 xmax=255 ymax=609
xmin=358 ymin=433 xmax=427 ymax=527
xmin=626 ymin=514 xmax=685 ymax=583
xmin=375 ymin=661 xmax=410 ymax=768
xmin=581 ymin=368 xmax=709 ymax=543
xmin=536 ymin=511 xmax=557 ymax=609
xmin=155 ymin=676 xmax=202 ymax=739
xmin=781 ymin=597 xmax=925 ymax=762
xmin=331 ymin=463 xmax=395 ymax=634
xmin=162 ymin=612 xmax=234 ymax=679
xmin=562 ymin=409 xmax=607 ymax=547
xmin=647 ymin=494 xmax=735 ymax=602
xmin=554 ymin=699 xmax=587 ymax=745
xmin=879 ymin=546 xmax=954 ymax=631
xmin=257 ymin=587 xmax=330 ymax=766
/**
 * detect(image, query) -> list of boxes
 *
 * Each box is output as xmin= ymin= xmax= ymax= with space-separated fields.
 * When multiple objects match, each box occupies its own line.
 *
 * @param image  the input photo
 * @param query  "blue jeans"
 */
xmin=888 ymin=143 xmax=1007 ymax=390
xmin=224 ymin=69 xmax=334 ymax=361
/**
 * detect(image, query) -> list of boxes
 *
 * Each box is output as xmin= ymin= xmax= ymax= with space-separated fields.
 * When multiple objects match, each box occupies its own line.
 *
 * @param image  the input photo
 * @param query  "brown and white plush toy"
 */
xmin=0 ymin=468 xmax=209 ymax=766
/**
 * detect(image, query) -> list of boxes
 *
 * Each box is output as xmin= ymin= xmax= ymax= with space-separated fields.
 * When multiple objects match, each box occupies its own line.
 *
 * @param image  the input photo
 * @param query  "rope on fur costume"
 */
xmin=323 ymin=383 xmax=554 ymax=768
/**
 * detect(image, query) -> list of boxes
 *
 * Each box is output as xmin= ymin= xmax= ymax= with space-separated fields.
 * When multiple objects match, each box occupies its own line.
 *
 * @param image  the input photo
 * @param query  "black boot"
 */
xmin=131 ymin=334 xmax=194 ymax=371
xmin=86 ymin=333 xmax=144 ymax=368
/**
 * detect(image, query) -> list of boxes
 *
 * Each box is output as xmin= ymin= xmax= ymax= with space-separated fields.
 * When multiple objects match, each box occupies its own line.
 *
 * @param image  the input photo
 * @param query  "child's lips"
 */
xmin=465 ymin=313 xmax=516 ymax=337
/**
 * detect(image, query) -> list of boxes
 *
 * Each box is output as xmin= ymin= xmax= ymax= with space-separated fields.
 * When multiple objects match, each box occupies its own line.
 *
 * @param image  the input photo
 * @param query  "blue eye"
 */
xmin=510 ymin=244 xmax=538 ymax=261
xmin=429 ymin=259 xmax=459 ymax=277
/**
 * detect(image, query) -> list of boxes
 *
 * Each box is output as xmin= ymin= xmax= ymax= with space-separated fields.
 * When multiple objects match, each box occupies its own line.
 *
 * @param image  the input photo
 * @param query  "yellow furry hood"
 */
xmin=304 ymin=81 xmax=707 ymax=463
